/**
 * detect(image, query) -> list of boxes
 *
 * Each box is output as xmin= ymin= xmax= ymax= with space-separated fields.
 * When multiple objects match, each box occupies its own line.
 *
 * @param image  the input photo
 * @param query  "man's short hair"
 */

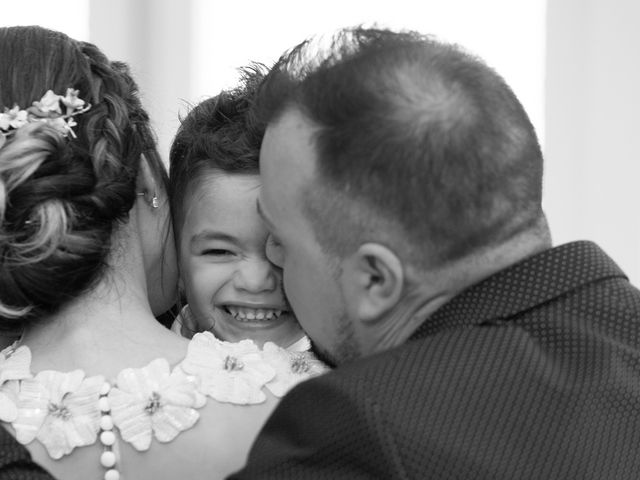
xmin=255 ymin=27 xmax=545 ymax=268
xmin=169 ymin=64 xmax=267 ymax=238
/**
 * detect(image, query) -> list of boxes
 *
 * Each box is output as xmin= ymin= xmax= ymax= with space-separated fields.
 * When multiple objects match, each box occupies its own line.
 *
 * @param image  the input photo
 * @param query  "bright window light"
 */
xmin=191 ymin=0 xmax=546 ymax=143
xmin=1 ymin=1 xmax=90 ymax=40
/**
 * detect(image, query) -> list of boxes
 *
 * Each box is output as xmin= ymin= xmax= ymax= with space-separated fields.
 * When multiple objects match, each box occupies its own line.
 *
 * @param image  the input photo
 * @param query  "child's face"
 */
xmin=178 ymin=173 xmax=304 ymax=348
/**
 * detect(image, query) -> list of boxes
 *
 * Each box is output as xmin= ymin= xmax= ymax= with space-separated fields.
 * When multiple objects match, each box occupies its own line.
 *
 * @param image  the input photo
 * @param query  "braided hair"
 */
xmin=0 ymin=26 xmax=167 ymax=330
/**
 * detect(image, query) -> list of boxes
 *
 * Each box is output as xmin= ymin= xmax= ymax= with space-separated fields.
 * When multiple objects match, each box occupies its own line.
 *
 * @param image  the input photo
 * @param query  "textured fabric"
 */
xmin=230 ymin=241 xmax=640 ymax=479
xmin=0 ymin=426 xmax=55 ymax=480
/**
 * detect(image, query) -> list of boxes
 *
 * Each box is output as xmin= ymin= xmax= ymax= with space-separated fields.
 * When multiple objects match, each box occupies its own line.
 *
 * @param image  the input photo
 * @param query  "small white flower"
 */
xmin=262 ymin=342 xmax=329 ymax=397
xmin=47 ymin=117 xmax=71 ymax=136
xmin=61 ymin=88 xmax=86 ymax=111
xmin=32 ymin=90 xmax=62 ymax=114
xmin=109 ymin=358 xmax=205 ymax=451
xmin=179 ymin=332 xmax=276 ymax=404
xmin=12 ymin=370 xmax=104 ymax=459
xmin=8 ymin=107 xmax=28 ymax=129
xmin=0 ymin=107 xmax=28 ymax=130
xmin=0 ymin=112 xmax=9 ymax=131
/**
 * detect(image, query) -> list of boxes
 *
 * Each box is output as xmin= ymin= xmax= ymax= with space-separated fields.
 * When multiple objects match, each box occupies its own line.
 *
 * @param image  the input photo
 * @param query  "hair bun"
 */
xmin=0 ymin=123 xmax=68 ymax=225
xmin=0 ymin=122 xmax=96 ymax=326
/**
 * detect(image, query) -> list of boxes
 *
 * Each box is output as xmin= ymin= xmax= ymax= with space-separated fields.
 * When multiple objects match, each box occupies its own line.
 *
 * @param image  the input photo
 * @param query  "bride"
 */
xmin=0 ymin=26 xmax=317 ymax=480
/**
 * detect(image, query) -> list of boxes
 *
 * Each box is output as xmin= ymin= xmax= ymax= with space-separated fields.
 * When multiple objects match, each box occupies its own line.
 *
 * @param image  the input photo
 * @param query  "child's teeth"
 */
xmin=223 ymin=306 xmax=285 ymax=322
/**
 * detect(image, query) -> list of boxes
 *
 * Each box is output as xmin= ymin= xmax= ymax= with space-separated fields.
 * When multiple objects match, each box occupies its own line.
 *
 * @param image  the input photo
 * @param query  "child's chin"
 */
xmin=230 ymin=314 xmax=305 ymax=348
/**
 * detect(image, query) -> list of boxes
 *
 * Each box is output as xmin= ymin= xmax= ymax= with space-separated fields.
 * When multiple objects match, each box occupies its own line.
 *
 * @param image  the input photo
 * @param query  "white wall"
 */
xmin=190 ymin=0 xmax=546 ymax=143
xmin=89 ymin=0 xmax=193 ymax=164
xmin=545 ymin=0 xmax=640 ymax=285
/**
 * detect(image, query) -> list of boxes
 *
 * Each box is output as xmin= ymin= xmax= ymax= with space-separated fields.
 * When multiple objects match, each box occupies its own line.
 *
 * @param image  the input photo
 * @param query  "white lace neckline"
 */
xmin=0 ymin=332 xmax=328 ymax=479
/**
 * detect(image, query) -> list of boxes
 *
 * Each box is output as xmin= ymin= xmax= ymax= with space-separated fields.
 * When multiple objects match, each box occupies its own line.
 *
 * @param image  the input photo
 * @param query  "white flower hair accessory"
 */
xmin=0 ymin=88 xmax=91 ymax=149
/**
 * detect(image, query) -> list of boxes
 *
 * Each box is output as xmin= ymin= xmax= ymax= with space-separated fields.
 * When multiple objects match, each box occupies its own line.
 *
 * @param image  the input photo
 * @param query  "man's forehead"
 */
xmin=262 ymin=108 xmax=318 ymax=179
xmin=258 ymin=108 xmax=319 ymax=230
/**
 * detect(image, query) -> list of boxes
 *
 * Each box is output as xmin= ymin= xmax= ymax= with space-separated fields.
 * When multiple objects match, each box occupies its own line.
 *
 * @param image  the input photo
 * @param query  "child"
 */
xmin=168 ymin=66 xmax=312 ymax=354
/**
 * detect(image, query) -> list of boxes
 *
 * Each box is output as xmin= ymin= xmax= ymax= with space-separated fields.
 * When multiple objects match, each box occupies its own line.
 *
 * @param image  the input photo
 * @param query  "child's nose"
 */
xmin=233 ymin=259 xmax=278 ymax=293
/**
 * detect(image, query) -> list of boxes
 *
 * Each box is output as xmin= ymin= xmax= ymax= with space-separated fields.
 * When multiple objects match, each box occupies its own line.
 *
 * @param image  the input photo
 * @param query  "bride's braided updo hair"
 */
xmin=0 ymin=26 xmax=166 ymax=330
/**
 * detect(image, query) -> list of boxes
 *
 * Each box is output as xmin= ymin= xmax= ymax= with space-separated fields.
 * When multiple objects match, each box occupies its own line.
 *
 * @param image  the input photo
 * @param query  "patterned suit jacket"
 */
xmin=0 ymin=426 xmax=54 ymax=480
xmin=230 ymin=242 xmax=640 ymax=479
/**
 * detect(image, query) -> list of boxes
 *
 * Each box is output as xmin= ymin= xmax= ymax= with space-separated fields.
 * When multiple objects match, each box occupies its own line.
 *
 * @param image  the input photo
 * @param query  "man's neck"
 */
xmin=367 ymin=225 xmax=552 ymax=353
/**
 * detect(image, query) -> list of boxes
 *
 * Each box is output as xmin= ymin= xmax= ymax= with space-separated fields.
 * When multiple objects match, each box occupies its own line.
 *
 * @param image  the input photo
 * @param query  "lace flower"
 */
xmin=179 ymin=332 xmax=275 ymax=404
xmin=0 ymin=345 xmax=32 ymax=422
xmin=262 ymin=342 xmax=329 ymax=397
xmin=108 ymin=358 xmax=205 ymax=451
xmin=13 ymin=370 xmax=104 ymax=459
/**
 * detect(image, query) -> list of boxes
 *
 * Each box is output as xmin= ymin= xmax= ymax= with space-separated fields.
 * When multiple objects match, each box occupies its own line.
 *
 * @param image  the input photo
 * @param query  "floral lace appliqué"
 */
xmin=108 ymin=358 xmax=205 ymax=451
xmin=13 ymin=370 xmax=104 ymax=459
xmin=179 ymin=332 xmax=276 ymax=405
xmin=0 ymin=344 xmax=32 ymax=422
xmin=0 ymin=334 xmax=330 ymax=464
xmin=262 ymin=342 xmax=329 ymax=397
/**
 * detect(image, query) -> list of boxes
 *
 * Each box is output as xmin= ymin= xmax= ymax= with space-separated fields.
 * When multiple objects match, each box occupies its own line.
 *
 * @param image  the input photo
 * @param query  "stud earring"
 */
xmin=136 ymin=192 xmax=159 ymax=209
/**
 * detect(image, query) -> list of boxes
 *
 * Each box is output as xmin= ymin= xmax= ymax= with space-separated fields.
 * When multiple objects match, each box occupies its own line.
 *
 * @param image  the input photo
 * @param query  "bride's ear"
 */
xmin=134 ymin=154 xmax=179 ymax=316
xmin=136 ymin=154 xmax=160 ymax=210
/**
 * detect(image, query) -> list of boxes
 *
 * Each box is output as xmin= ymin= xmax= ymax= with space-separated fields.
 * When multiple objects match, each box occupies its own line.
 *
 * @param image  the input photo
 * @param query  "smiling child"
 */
xmin=168 ymin=66 xmax=308 ymax=352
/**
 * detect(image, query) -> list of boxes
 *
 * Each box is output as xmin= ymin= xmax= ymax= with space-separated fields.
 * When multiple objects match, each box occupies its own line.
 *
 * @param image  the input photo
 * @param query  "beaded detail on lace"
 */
xmin=0 ymin=332 xmax=328 ymax=479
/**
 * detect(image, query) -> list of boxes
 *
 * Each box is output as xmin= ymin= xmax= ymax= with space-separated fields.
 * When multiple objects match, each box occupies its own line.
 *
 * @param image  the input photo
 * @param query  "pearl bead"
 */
xmin=100 ymin=451 xmax=117 ymax=468
xmin=100 ymin=382 xmax=111 ymax=395
xmin=98 ymin=397 xmax=111 ymax=412
xmin=99 ymin=415 xmax=114 ymax=430
xmin=100 ymin=430 xmax=116 ymax=446
xmin=104 ymin=469 xmax=120 ymax=480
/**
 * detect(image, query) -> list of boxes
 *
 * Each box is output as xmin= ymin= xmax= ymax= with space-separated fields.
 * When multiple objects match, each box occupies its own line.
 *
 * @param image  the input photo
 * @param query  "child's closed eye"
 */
xmin=201 ymin=248 xmax=234 ymax=257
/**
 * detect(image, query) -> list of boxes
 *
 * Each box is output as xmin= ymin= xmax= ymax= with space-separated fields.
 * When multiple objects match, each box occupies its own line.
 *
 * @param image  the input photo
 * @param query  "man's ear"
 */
xmin=343 ymin=243 xmax=404 ymax=323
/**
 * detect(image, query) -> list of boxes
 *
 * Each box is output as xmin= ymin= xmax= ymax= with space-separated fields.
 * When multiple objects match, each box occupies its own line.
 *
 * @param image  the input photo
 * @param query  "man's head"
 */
xmin=256 ymin=27 xmax=549 ymax=366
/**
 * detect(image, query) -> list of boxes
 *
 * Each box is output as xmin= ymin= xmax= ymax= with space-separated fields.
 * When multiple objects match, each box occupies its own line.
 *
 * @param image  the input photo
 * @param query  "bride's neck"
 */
xmin=21 ymin=224 xmax=186 ymax=377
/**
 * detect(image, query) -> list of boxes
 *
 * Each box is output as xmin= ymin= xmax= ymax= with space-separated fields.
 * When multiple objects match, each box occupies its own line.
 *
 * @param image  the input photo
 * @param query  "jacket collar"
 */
xmin=410 ymin=241 xmax=626 ymax=340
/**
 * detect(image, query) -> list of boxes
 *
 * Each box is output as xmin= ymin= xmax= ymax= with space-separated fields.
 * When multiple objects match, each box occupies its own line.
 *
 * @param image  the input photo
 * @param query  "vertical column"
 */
xmin=89 ymin=0 xmax=193 ymax=163
xmin=545 ymin=0 xmax=640 ymax=284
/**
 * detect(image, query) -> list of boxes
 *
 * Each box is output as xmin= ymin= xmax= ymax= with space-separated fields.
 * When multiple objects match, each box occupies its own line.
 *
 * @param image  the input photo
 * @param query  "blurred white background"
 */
xmin=2 ymin=0 xmax=639 ymax=285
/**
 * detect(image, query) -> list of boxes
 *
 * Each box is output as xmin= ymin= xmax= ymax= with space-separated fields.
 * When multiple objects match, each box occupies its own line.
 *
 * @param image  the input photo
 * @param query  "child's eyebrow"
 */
xmin=190 ymin=231 xmax=238 ymax=245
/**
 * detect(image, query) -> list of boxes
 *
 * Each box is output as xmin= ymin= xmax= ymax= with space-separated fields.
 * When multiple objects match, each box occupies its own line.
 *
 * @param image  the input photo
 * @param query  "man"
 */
xmin=231 ymin=28 xmax=640 ymax=478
